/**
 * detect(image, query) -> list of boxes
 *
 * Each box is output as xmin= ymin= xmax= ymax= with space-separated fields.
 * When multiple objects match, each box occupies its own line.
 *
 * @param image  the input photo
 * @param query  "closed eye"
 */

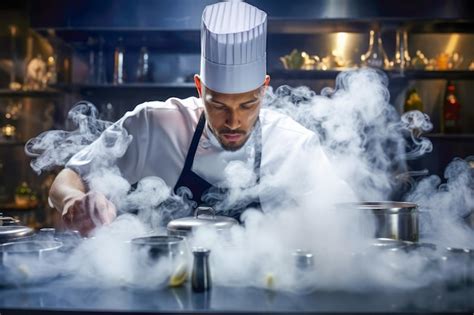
xmin=241 ymin=102 xmax=257 ymax=110
xmin=211 ymin=102 xmax=226 ymax=110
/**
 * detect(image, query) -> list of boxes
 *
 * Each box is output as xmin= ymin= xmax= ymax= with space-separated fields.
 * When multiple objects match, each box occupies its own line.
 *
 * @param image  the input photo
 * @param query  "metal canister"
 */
xmin=292 ymin=249 xmax=314 ymax=271
xmin=291 ymin=249 xmax=315 ymax=293
xmin=191 ymin=247 xmax=211 ymax=292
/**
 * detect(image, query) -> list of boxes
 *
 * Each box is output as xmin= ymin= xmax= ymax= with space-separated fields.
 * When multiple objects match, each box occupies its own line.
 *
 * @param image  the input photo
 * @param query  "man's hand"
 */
xmin=62 ymin=191 xmax=117 ymax=236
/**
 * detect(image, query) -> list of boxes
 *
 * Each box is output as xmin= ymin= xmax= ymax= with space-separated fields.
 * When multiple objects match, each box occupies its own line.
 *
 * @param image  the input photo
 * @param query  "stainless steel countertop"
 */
xmin=0 ymin=279 xmax=473 ymax=313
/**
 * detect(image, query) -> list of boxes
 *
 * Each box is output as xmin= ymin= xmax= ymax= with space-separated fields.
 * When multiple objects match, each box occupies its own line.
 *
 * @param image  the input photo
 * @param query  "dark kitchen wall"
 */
xmin=0 ymin=0 xmax=473 ymax=220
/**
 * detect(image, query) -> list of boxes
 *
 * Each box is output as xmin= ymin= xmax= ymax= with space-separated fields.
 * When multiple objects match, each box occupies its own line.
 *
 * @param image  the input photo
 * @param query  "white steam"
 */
xmin=18 ymin=69 xmax=473 ymax=292
xmin=25 ymin=101 xmax=113 ymax=174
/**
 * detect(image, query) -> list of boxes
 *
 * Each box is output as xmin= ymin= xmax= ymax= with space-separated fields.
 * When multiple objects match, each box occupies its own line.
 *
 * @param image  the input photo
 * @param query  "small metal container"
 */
xmin=167 ymin=207 xmax=239 ymax=237
xmin=292 ymin=249 xmax=314 ymax=270
xmin=344 ymin=202 xmax=419 ymax=242
xmin=191 ymin=247 xmax=211 ymax=292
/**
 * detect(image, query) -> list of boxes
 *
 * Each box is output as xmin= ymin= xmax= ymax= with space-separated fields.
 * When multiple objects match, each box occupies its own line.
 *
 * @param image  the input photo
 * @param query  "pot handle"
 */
xmin=194 ymin=206 xmax=216 ymax=219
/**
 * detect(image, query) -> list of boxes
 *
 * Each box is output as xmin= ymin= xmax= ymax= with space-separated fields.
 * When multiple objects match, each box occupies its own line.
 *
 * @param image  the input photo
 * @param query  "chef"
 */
xmin=49 ymin=1 xmax=335 ymax=235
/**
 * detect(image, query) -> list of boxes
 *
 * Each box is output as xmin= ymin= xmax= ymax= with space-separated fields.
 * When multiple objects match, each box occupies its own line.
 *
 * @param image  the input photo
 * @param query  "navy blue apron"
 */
xmin=173 ymin=113 xmax=262 ymax=222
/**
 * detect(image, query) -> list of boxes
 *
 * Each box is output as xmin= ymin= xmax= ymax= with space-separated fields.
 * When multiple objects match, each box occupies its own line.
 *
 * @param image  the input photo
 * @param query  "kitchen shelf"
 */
xmin=393 ymin=70 xmax=474 ymax=80
xmin=52 ymin=83 xmax=196 ymax=93
xmin=0 ymin=202 xmax=38 ymax=211
xmin=0 ymin=89 xmax=62 ymax=97
xmin=0 ymin=140 xmax=26 ymax=147
xmin=270 ymin=69 xmax=474 ymax=81
xmin=425 ymin=133 xmax=474 ymax=139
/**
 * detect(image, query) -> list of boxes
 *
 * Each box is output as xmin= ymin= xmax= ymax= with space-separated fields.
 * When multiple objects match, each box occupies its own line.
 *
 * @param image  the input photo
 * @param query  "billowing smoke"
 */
xmin=406 ymin=156 xmax=474 ymax=248
xmin=25 ymin=101 xmax=113 ymax=174
xmin=15 ymin=68 xmax=473 ymax=292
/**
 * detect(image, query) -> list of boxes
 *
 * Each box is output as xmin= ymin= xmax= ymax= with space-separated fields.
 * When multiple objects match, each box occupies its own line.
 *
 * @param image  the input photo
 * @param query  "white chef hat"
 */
xmin=200 ymin=1 xmax=267 ymax=94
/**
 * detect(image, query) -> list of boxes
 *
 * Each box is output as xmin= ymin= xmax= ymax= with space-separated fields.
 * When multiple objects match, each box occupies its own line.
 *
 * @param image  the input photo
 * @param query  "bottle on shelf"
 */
xmin=87 ymin=37 xmax=96 ymax=84
xmin=442 ymin=81 xmax=462 ymax=134
xmin=403 ymin=88 xmax=423 ymax=113
xmin=393 ymin=29 xmax=411 ymax=73
xmin=136 ymin=37 xmax=153 ymax=83
xmin=113 ymin=37 xmax=126 ymax=85
xmin=8 ymin=25 xmax=22 ymax=91
xmin=96 ymin=37 xmax=107 ymax=84
xmin=360 ymin=27 xmax=391 ymax=69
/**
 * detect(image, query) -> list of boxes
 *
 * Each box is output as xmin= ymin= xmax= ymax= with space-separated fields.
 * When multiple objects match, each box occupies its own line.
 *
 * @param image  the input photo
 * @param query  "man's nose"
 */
xmin=225 ymin=111 xmax=241 ymax=130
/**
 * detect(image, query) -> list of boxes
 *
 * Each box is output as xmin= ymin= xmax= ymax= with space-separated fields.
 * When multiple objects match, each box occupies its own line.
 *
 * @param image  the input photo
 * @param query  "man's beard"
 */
xmin=218 ymin=132 xmax=249 ymax=151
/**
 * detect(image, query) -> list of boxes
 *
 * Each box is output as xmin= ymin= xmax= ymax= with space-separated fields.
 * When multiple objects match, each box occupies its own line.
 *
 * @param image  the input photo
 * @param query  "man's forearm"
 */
xmin=49 ymin=168 xmax=87 ymax=214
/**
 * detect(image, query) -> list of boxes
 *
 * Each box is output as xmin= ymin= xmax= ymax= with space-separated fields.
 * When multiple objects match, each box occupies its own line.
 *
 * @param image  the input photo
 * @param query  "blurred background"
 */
xmin=0 ymin=0 xmax=473 ymax=228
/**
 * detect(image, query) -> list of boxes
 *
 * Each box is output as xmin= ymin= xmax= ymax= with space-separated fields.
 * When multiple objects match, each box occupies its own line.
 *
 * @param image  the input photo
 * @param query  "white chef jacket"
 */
xmin=66 ymin=96 xmax=337 ymax=211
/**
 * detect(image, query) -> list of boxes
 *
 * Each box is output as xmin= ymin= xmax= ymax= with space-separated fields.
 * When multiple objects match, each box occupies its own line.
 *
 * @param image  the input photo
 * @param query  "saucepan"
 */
xmin=339 ymin=201 xmax=419 ymax=242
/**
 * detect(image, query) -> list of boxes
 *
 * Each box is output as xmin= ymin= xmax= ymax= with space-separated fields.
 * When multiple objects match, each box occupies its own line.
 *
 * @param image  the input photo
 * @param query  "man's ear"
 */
xmin=194 ymin=74 xmax=202 ymax=97
xmin=264 ymin=74 xmax=271 ymax=87
xmin=261 ymin=75 xmax=271 ymax=95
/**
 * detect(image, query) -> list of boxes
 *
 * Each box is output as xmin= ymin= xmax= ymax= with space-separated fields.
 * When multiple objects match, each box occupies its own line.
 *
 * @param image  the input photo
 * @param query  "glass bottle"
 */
xmin=96 ymin=37 xmax=107 ymax=84
xmin=136 ymin=38 xmax=152 ymax=82
xmin=8 ymin=25 xmax=22 ymax=91
xmin=393 ymin=29 xmax=411 ymax=72
xmin=404 ymin=88 xmax=423 ymax=112
xmin=113 ymin=37 xmax=125 ymax=85
xmin=47 ymin=54 xmax=58 ymax=85
xmin=86 ymin=37 xmax=96 ymax=84
xmin=360 ymin=29 xmax=390 ymax=69
xmin=442 ymin=81 xmax=462 ymax=133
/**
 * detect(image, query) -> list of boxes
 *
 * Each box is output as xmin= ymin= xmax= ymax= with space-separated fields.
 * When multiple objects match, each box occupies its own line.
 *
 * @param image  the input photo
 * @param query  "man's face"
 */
xmin=196 ymin=76 xmax=269 ymax=151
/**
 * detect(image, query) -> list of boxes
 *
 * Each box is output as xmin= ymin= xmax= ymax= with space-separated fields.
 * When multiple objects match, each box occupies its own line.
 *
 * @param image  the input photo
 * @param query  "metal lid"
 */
xmin=167 ymin=207 xmax=239 ymax=233
xmin=445 ymin=247 xmax=474 ymax=256
xmin=340 ymin=201 xmax=418 ymax=214
xmin=0 ymin=215 xmax=21 ymax=226
xmin=0 ymin=226 xmax=34 ymax=243
xmin=1 ymin=240 xmax=63 ymax=254
xmin=131 ymin=235 xmax=184 ymax=247
xmin=192 ymin=247 xmax=211 ymax=257
xmin=372 ymin=238 xmax=413 ymax=249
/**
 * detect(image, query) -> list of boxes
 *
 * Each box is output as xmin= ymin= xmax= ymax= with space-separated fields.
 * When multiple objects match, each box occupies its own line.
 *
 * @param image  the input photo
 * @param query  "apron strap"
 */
xmin=182 ymin=112 xmax=206 ymax=172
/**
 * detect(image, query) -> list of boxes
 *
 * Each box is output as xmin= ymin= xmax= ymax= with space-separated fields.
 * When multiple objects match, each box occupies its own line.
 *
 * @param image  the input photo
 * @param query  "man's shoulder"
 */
xmin=124 ymin=96 xmax=202 ymax=119
xmin=260 ymin=108 xmax=314 ymax=138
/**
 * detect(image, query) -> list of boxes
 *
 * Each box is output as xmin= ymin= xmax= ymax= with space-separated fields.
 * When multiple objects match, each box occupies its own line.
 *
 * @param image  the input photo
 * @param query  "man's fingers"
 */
xmin=62 ymin=192 xmax=117 ymax=236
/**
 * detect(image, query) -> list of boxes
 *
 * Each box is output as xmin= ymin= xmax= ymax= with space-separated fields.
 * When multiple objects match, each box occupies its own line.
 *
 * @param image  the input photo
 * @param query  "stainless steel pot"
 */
xmin=342 ymin=201 xmax=419 ymax=242
xmin=0 ymin=225 xmax=34 ymax=244
xmin=167 ymin=207 xmax=239 ymax=237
